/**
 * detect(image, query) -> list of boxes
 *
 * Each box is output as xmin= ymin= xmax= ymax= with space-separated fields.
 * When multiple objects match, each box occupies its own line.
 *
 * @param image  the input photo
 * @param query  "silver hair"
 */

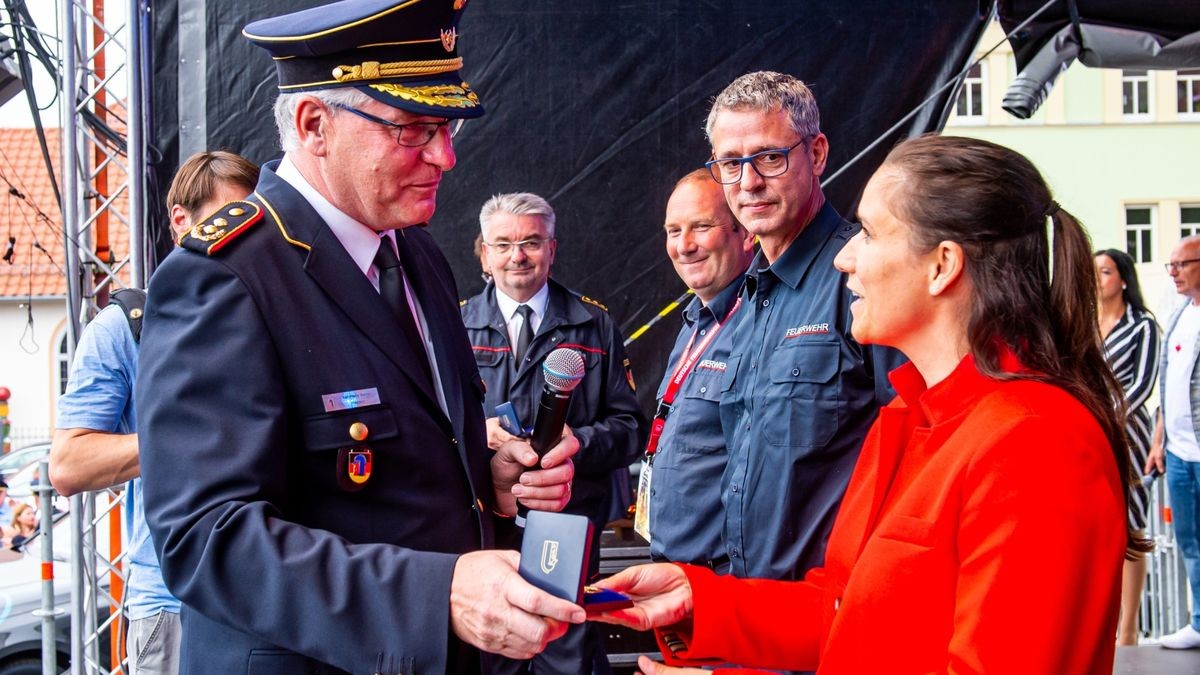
xmin=272 ymin=88 xmax=377 ymax=153
xmin=479 ymin=192 xmax=557 ymax=240
xmin=704 ymin=71 xmax=821 ymax=141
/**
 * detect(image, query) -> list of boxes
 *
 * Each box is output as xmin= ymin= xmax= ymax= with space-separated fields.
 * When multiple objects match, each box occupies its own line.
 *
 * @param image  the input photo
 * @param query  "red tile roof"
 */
xmin=0 ymin=127 xmax=130 ymax=299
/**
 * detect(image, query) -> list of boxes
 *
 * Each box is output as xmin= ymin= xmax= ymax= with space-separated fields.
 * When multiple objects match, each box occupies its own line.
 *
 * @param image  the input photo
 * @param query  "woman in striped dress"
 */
xmin=1095 ymin=248 xmax=1160 ymax=645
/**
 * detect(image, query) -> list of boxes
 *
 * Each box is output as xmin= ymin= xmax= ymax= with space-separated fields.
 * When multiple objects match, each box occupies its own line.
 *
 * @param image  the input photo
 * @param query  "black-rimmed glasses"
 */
xmin=705 ymin=138 xmax=810 ymax=185
xmin=1166 ymin=258 xmax=1200 ymax=273
xmin=330 ymin=103 xmax=464 ymax=147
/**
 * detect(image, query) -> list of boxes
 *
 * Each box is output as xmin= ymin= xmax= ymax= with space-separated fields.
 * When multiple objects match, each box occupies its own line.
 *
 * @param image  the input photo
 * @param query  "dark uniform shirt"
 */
xmin=461 ymin=279 xmax=647 ymax=530
xmin=719 ymin=202 xmax=901 ymax=580
xmin=648 ymin=277 xmax=745 ymax=566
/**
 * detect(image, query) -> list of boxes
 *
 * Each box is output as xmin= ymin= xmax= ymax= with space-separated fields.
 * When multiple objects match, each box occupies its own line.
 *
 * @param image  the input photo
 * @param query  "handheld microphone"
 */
xmin=529 ymin=348 xmax=586 ymax=457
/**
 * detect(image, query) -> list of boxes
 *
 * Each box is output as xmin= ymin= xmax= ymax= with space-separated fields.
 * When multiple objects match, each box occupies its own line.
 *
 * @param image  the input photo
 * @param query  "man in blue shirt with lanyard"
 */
xmin=639 ymin=169 xmax=753 ymax=570
xmin=707 ymin=71 xmax=901 ymax=581
xmin=51 ymin=151 xmax=259 ymax=674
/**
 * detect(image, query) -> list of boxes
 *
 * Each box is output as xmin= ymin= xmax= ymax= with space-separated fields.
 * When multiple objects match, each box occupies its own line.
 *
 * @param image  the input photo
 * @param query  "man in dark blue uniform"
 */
xmin=136 ymin=2 xmax=583 ymax=673
xmin=641 ymin=170 xmax=754 ymax=570
xmin=461 ymin=192 xmax=647 ymax=674
xmin=706 ymin=72 xmax=902 ymax=581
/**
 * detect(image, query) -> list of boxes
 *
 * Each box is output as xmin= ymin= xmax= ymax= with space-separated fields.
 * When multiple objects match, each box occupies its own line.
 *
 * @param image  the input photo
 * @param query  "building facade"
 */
xmin=945 ymin=20 xmax=1200 ymax=317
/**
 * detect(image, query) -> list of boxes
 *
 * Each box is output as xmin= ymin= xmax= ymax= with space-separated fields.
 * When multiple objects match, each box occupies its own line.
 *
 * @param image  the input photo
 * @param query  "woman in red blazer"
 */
xmin=595 ymin=135 xmax=1149 ymax=674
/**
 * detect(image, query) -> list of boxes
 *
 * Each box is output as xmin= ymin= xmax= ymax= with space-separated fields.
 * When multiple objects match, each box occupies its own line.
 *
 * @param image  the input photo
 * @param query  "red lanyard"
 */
xmin=644 ymin=297 xmax=742 ymax=457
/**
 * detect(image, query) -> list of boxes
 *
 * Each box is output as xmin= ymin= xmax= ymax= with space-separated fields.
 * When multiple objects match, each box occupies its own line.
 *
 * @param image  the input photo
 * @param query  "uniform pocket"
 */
xmin=761 ymin=342 xmax=840 ymax=448
xmin=472 ymin=347 xmax=508 ymax=368
xmin=301 ymin=405 xmax=399 ymax=451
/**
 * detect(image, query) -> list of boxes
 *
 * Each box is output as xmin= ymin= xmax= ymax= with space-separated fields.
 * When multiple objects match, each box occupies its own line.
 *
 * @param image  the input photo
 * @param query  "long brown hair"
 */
xmin=883 ymin=134 xmax=1150 ymax=557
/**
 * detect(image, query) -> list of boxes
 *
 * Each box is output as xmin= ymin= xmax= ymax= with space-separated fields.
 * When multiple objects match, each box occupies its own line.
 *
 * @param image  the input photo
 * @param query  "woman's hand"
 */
xmin=591 ymin=563 xmax=694 ymax=630
xmin=635 ymin=655 xmax=709 ymax=674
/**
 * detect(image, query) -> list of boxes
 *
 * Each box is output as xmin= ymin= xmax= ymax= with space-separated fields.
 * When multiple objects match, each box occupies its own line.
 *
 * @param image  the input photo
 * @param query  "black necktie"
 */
xmin=514 ymin=304 xmax=535 ymax=365
xmin=375 ymin=236 xmax=433 ymax=387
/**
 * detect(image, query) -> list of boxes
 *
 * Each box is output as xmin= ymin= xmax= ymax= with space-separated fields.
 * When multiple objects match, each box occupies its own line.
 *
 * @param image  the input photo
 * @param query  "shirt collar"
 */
xmin=748 ymin=202 xmax=845 ymax=290
xmin=276 ymin=155 xmax=384 ymax=277
xmin=685 ymin=273 xmax=746 ymax=327
xmin=495 ymin=283 xmax=550 ymax=323
xmin=888 ymin=351 xmax=1027 ymax=427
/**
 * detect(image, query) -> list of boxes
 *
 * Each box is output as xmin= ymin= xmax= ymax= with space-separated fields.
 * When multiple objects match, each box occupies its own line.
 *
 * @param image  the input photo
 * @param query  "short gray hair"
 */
xmin=273 ymin=88 xmax=377 ymax=153
xmin=704 ymin=71 xmax=821 ymax=141
xmin=479 ymin=192 xmax=556 ymax=239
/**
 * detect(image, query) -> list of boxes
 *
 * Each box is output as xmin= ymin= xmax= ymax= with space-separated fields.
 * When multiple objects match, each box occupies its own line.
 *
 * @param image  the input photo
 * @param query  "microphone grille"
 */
xmin=543 ymin=348 xmax=586 ymax=392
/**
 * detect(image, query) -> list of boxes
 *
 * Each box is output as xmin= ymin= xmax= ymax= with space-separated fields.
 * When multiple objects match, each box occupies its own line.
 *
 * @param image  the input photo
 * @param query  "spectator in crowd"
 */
xmin=136 ymin=2 xmax=583 ymax=673
xmin=1095 ymin=247 xmax=1159 ymax=646
xmin=596 ymin=135 xmax=1143 ymax=674
xmin=0 ymin=479 xmax=12 ymax=526
xmin=461 ymin=191 xmax=646 ymax=674
xmin=1 ymin=501 xmax=36 ymax=548
xmin=705 ymin=71 xmax=901 ymax=581
xmin=1147 ymin=234 xmax=1200 ymax=650
xmin=50 ymin=149 xmax=259 ymax=675
xmin=642 ymin=170 xmax=753 ymax=569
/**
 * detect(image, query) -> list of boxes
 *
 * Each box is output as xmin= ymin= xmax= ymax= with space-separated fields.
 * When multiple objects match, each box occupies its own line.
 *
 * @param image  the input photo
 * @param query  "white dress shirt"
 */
xmin=276 ymin=156 xmax=448 ymax=415
xmin=494 ymin=283 xmax=549 ymax=350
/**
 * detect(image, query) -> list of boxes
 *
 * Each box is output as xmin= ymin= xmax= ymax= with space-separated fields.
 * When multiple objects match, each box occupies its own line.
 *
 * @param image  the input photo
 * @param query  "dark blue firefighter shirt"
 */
xmin=648 ymin=276 xmax=746 ymax=566
xmin=718 ymin=202 xmax=902 ymax=580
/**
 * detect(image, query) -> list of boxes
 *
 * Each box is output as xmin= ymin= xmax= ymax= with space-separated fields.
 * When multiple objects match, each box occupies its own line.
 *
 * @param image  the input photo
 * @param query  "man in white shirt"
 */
xmin=1149 ymin=234 xmax=1200 ymax=649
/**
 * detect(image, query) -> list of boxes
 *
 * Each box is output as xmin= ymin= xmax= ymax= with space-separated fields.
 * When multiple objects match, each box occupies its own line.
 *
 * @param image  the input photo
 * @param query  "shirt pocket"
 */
xmin=301 ymin=405 xmax=400 ymax=452
xmin=762 ymin=341 xmax=840 ymax=449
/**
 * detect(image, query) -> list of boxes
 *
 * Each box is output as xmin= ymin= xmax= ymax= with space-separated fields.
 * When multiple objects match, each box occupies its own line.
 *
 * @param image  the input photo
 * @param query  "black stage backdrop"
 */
xmin=148 ymin=1 xmax=990 ymax=412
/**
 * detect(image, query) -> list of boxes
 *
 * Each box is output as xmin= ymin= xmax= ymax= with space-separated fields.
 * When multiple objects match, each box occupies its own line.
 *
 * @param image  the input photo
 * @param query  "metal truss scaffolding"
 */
xmin=59 ymin=0 xmax=144 ymax=672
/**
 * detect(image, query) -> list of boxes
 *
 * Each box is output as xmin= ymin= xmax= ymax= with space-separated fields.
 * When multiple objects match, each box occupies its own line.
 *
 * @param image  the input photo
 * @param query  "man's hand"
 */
xmin=491 ymin=426 xmax=578 ymax=516
xmin=591 ymin=563 xmax=694 ymax=631
xmin=485 ymin=416 xmax=519 ymax=451
xmin=1146 ymin=414 xmax=1165 ymax=475
xmin=450 ymin=549 xmax=585 ymax=659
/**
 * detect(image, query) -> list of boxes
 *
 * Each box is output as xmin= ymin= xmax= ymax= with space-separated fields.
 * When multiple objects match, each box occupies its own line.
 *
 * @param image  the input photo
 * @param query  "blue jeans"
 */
xmin=1167 ymin=450 xmax=1200 ymax=630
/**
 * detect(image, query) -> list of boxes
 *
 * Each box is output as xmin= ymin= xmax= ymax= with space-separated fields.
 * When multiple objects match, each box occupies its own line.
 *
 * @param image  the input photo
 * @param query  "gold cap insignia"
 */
xmin=440 ymin=27 xmax=457 ymax=53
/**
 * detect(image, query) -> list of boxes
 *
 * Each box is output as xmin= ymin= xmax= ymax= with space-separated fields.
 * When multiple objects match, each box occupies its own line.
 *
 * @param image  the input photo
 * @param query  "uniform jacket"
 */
xmin=661 ymin=356 xmax=1125 ymax=674
xmin=137 ymin=163 xmax=500 ymax=674
xmin=461 ymin=280 xmax=647 ymax=527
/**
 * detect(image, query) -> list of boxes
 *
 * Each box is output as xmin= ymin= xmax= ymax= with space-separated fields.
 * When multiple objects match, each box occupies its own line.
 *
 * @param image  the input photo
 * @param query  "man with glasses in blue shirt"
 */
xmin=706 ymin=71 xmax=901 ymax=582
xmin=135 ymin=2 xmax=584 ymax=673
xmin=462 ymin=192 xmax=647 ymax=674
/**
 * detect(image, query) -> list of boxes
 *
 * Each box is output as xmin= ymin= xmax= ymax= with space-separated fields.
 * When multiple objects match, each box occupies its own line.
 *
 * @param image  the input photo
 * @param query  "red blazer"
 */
xmin=660 ymin=356 xmax=1126 ymax=674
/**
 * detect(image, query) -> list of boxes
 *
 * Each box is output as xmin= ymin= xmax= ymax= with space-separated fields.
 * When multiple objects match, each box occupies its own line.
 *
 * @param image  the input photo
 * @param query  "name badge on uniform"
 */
xmin=633 ymin=458 xmax=652 ymax=542
xmin=322 ymin=387 xmax=381 ymax=412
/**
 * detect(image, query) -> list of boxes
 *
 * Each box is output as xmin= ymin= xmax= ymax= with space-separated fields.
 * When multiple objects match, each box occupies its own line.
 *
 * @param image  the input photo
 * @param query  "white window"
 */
xmin=1125 ymin=206 xmax=1156 ymax=263
xmin=1122 ymin=69 xmax=1152 ymax=117
xmin=1178 ymin=69 xmax=1200 ymax=117
xmin=1183 ymin=204 xmax=1200 ymax=239
xmin=58 ymin=332 xmax=70 ymax=395
xmin=955 ymin=63 xmax=985 ymax=120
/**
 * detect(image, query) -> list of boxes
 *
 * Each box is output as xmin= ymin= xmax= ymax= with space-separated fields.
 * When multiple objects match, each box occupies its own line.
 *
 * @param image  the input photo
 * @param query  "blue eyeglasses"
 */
xmin=705 ymin=138 xmax=810 ymax=185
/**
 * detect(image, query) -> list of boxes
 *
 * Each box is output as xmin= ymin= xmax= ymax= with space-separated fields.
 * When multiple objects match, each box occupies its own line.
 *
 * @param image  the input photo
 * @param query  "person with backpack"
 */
xmin=49 ymin=151 xmax=258 ymax=674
